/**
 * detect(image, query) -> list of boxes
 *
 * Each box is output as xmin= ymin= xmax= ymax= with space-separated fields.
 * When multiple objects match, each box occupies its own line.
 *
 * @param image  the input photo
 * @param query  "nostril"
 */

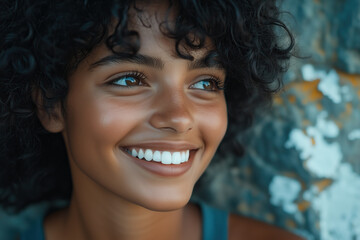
xmin=157 ymin=125 xmax=192 ymax=133
xmin=148 ymin=110 xmax=194 ymax=133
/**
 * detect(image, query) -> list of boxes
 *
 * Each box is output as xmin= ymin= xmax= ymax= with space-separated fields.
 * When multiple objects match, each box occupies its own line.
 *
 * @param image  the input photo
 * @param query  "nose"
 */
xmin=149 ymin=89 xmax=194 ymax=134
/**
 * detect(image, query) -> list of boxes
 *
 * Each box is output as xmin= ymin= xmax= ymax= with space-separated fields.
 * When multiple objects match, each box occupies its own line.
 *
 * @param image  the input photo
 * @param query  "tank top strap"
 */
xmin=199 ymin=202 xmax=229 ymax=240
xmin=20 ymin=217 xmax=45 ymax=240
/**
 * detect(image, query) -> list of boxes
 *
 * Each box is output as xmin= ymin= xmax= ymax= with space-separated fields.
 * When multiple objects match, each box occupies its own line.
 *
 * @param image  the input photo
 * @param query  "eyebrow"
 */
xmin=89 ymin=53 xmax=224 ymax=71
xmin=89 ymin=53 xmax=164 ymax=70
xmin=188 ymin=56 xmax=224 ymax=70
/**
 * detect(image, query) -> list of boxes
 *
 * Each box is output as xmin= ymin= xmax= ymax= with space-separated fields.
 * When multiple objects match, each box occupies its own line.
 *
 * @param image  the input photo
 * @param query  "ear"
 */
xmin=32 ymin=89 xmax=64 ymax=133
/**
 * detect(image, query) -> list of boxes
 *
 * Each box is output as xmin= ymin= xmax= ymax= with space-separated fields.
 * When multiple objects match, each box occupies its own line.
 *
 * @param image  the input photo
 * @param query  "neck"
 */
xmin=46 ymin=170 xmax=192 ymax=240
xmin=66 ymin=194 xmax=185 ymax=240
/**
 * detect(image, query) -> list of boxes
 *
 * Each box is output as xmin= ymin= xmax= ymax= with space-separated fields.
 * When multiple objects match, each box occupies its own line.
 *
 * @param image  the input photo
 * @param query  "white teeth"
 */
xmin=172 ymin=152 xmax=181 ymax=164
xmin=144 ymin=149 xmax=153 ymax=161
xmin=181 ymin=152 xmax=186 ymax=163
xmin=138 ymin=149 xmax=144 ymax=159
xmin=126 ymin=148 xmax=191 ymax=164
xmin=131 ymin=149 xmax=138 ymax=158
xmin=161 ymin=151 xmax=172 ymax=164
xmin=153 ymin=151 xmax=161 ymax=162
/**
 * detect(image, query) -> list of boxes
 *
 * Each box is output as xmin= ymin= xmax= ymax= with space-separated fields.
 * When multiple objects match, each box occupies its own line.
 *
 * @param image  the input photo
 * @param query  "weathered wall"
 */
xmin=281 ymin=0 xmax=360 ymax=74
xmin=194 ymin=1 xmax=360 ymax=239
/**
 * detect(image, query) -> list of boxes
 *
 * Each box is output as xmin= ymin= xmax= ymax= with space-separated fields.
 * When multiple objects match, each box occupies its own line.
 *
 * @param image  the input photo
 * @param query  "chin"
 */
xmin=136 ymin=189 xmax=193 ymax=212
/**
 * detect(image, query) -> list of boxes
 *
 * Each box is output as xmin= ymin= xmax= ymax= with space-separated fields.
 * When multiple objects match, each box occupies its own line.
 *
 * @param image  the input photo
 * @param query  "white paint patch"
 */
xmin=316 ymin=111 xmax=339 ymax=138
xmin=301 ymin=64 xmax=342 ymax=104
xmin=285 ymin=111 xmax=342 ymax=178
xmin=310 ymin=163 xmax=360 ymax=240
xmin=285 ymin=129 xmax=313 ymax=159
xmin=318 ymin=69 xmax=342 ymax=104
xmin=269 ymin=175 xmax=301 ymax=214
xmin=304 ymin=127 xmax=342 ymax=177
xmin=301 ymin=64 xmax=327 ymax=81
xmin=348 ymin=129 xmax=360 ymax=141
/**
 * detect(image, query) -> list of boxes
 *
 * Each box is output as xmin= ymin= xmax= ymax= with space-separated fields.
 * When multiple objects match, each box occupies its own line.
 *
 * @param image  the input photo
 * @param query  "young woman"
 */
xmin=0 ymin=0 xmax=303 ymax=239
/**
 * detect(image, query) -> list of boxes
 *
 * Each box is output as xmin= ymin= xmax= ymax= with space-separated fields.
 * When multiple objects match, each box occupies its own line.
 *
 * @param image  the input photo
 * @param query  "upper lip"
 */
xmin=121 ymin=141 xmax=200 ymax=151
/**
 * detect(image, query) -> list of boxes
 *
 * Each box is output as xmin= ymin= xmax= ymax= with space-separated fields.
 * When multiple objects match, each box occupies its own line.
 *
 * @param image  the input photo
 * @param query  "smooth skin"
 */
xmin=37 ymin=2 xmax=304 ymax=240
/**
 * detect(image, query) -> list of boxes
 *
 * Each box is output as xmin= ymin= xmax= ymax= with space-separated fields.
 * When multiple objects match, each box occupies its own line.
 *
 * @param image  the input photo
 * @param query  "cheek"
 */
xmin=198 ymin=100 xmax=228 ymax=148
xmin=63 ymin=93 xmax=146 ymax=157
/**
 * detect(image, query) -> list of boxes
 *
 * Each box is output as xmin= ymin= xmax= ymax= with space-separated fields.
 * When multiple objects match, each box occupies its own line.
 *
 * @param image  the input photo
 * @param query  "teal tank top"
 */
xmin=20 ymin=202 xmax=228 ymax=240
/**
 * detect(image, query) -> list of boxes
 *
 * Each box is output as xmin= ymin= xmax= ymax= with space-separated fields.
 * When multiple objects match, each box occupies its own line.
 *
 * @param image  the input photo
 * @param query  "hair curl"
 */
xmin=0 ymin=0 xmax=294 ymax=211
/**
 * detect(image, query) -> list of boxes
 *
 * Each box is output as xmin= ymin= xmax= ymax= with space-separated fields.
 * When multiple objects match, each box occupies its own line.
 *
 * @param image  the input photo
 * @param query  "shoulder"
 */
xmin=228 ymin=213 xmax=304 ymax=240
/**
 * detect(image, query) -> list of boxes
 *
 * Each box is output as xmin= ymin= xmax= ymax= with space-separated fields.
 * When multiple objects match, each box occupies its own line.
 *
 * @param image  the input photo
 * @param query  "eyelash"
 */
xmin=108 ymin=71 xmax=225 ymax=91
xmin=207 ymin=77 xmax=225 ymax=90
xmin=108 ymin=71 xmax=147 ymax=87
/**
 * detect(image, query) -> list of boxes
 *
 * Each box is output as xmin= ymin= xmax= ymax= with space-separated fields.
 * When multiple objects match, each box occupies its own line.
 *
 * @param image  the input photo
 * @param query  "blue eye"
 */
xmin=112 ymin=76 xmax=139 ymax=87
xmin=109 ymin=72 xmax=147 ymax=87
xmin=190 ymin=79 xmax=224 ymax=91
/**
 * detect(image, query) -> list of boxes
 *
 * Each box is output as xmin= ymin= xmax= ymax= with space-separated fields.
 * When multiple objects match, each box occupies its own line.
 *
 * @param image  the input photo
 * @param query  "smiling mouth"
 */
xmin=124 ymin=148 xmax=190 ymax=165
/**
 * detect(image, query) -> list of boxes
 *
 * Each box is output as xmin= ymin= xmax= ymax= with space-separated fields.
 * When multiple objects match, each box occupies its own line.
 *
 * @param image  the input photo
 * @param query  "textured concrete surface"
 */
xmin=195 ymin=68 xmax=360 ymax=240
xmin=280 ymin=0 xmax=360 ymax=74
xmin=194 ymin=1 xmax=360 ymax=239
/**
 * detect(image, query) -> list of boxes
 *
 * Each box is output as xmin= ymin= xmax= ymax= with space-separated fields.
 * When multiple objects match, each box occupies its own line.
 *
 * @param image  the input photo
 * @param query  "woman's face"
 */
xmin=60 ymin=3 xmax=227 ymax=211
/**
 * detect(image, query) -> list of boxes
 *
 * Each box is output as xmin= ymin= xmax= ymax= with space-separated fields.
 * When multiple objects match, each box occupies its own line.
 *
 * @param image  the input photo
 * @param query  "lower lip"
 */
xmin=122 ymin=150 xmax=196 ymax=177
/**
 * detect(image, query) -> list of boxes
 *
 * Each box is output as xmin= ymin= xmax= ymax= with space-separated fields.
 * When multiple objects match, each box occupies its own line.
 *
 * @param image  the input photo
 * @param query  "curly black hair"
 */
xmin=0 ymin=0 xmax=294 ymax=212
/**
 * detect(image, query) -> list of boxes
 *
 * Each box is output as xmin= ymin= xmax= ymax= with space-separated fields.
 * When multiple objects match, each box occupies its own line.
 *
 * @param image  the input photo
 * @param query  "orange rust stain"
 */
xmin=334 ymin=120 xmax=343 ymax=129
xmin=285 ymin=219 xmax=296 ymax=228
xmin=288 ymin=95 xmax=296 ymax=104
xmin=302 ymin=129 xmax=307 ymax=135
xmin=298 ymin=200 xmax=311 ymax=212
xmin=339 ymin=103 xmax=353 ymax=119
xmin=274 ymin=96 xmax=284 ymax=105
xmin=314 ymin=179 xmax=333 ymax=192
xmin=265 ymin=213 xmax=275 ymax=223
xmin=315 ymin=103 xmax=323 ymax=110
xmin=286 ymin=80 xmax=323 ymax=104
xmin=337 ymin=71 xmax=360 ymax=87
xmin=338 ymin=70 xmax=360 ymax=97
xmin=311 ymin=137 xmax=316 ymax=145
xmin=283 ymin=172 xmax=299 ymax=179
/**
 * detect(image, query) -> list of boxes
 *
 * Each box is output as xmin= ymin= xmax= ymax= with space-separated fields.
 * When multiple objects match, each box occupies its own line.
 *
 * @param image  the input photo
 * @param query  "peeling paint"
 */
xmin=318 ymin=69 xmax=342 ymax=104
xmin=301 ymin=64 xmax=343 ymax=104
xmin=348 ymin=129 xmax=360 ymax=140
xmin=269 ymin=175 xmax=301 ymax=214
xmin=310 ymin=163 xmax=360 ymax=240
xmin=285 ymin=111 xmax=342 ymax=178
xmin=301 ymin=64 xmax=326 ymax=81
xmin=286 ymin=129 xmax=313 ymax=159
